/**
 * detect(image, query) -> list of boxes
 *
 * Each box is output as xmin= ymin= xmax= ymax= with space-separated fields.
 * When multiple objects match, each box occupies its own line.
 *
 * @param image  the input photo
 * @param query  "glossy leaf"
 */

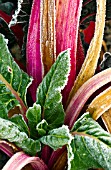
xmin=36 ymin=49 xmax=70 ymax=129
xmin=10 ymin=114 xmax=29 ymax=135
xmin=69 ymin=113 xmax=111 ymax=170
xmin=0 ymin=33 xmax=32 ymax=115
xmin=0 ymin=117 xmax=41 ymax=155
xmin=26 ymin=103 xmax=41 ymax=138
xmin=40 ymin=125 xmax=72 ymax=151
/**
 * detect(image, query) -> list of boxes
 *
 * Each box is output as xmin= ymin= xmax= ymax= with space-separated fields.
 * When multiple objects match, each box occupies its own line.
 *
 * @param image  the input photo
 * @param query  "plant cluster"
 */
xmin=0 ymin=0 xmax=111 ymax=170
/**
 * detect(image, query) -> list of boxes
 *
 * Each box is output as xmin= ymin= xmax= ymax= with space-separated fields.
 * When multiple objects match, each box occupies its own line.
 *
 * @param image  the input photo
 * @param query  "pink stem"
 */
xmin=76 ymin=32 xmax=85 ymax=76
xmin=48 ymin=146 xmax=66 ymax=169
xmin=2 ymin=152 xmax=48 ymax=170
xmin=0 ymin=141 xmax=14 ymax=157
xmin=65 ymin=68 xmax=111 ymax=129
xmin=41 ymin=145 xmax=53 ymax=165
xmin=26 ymin=0 xmax=43 ymax=102
xmin=56 ymin=0 xmax=83 ymax=106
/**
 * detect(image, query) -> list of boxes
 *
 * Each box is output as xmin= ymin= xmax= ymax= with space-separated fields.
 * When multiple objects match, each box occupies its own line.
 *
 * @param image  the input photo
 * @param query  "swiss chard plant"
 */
xmin=0 ymin=0 xmax=111 ymax=170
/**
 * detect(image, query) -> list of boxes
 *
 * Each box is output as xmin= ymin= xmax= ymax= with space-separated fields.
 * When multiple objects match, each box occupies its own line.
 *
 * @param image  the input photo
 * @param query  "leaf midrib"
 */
xmin=72 ymin=131 xmax=111 ymax=149
xmin=0 ymin=74 xmax=27 ymax=114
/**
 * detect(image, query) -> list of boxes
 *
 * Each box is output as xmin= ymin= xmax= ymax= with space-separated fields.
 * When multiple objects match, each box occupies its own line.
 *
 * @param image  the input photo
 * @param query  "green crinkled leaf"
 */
xmin=26 ymin=103 xmax=41 ymax=138
xmin=10 ymin=114 xmax=29 ymax=135
xmin=0 ymin=33 xmax=32 ymax=115
xmin=0 ymin=117 xmax=41 ymax=155
xmin=36 ymin=49 xmax=70 ymax=129
xmin=40 ymin=125 xmax=72 ymax=151
xmin=68 ymin=113 xmax=111 ymax=170
xmin=0 ymin=100 xmax=8 ymax=119
xmin=36 ymin=119 xmax=48 ymax=136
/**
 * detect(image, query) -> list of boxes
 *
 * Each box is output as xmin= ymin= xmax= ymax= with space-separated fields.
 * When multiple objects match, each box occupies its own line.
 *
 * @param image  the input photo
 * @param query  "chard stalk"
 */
xmin=76 ymin=32 xmax=85 ymax=76
xmin=40 ymin=0 xmax=56 ymax=76
xmin=56 ymin=0 xmax=83 ymax=104
xmin=0 ymin=140 xmax=18 ymax=157
xmin=87 ymin=86 xmax=111 ymax=120
xmin=101 ymin=109 xmax=111 ymax=133
xmin=26 ymin=0 xmax=42 ymax=102
xmin=2 ymin=151 xmax=48 ymax=170
xmin=48 ymin=146 xmax=66 ymax=169
xmin=65 ymin=68 xmax=111 ymax=129
xmin=67 ymin=0 xmax=106 ymax=105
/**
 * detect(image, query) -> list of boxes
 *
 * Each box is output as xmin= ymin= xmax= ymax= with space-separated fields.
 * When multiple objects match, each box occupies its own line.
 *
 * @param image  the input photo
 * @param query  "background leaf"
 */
xmin=0 ymin=33 xmax=32 ymax=115
xmin=80 ymin=0 xmax=111 ymax=25
xmin=68 ymin=113 xmax=111 ymax=170
xmin=36 ymin=49 xmax=70 ymax=129
xmin=40 ymin=125 xmax=72 ymax=151
xmin=0 ymin=17 xmax=21 ymax=57
xmin=0 ymin=117 xmax=41 ymax=155
xmin=10 ymin=0 xmax=32 ymax=25
xmin=9 ymin=0 xmax=31 ymax=26
xmin=9 ymin=0 xmax=32 ymax=59
xmin=0 ymin=2 xmax=15 ymax=15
